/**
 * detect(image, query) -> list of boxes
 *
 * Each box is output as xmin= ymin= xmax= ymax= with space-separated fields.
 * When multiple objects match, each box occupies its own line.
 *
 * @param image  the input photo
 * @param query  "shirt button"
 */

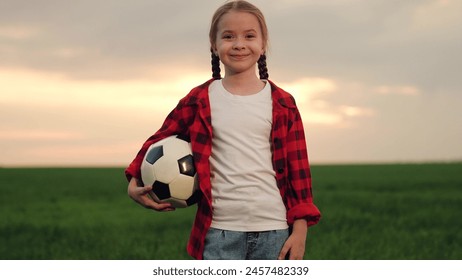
xmin=277 ymin=168 xmax=284 ymax=174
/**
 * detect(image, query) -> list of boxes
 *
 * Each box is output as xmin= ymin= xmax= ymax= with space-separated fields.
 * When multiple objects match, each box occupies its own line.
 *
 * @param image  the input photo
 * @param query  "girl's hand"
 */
xmin=127 ymin=177 xmax=175 ymax=212
xmin=278 ymin=219 xmax=308 ymax=260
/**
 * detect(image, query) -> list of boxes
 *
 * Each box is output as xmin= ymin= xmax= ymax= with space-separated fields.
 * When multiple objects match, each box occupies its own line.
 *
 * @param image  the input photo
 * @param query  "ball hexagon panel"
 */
xmin=153 ymin=138 xmax=192 ymax=183
xmin=169 ymin=174 xmax=197 ymax=200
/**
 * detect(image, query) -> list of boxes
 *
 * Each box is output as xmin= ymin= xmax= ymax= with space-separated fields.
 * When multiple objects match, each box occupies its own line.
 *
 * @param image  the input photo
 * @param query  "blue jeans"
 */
xmin=202 ymin=228 xmax=289 ymax=260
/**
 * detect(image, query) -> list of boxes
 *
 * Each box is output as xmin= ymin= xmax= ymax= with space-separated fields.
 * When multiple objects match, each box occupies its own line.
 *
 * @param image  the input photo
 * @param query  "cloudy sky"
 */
xmin=1 ymin=0 xmax=461 ymax=166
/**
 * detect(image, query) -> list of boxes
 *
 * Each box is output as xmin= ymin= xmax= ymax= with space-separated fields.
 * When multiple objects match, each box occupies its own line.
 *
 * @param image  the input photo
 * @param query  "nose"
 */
xmin=233 ymin=37 xmax=245 ymax=50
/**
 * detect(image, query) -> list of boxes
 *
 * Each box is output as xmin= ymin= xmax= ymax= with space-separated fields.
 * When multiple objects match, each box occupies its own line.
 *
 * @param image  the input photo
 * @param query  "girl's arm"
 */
xmin=127 ymin=177 xmax=175 ymax=212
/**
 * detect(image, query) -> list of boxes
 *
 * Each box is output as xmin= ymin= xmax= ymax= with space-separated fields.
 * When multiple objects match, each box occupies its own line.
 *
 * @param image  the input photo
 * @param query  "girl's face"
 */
xmin=213 ymin=11 xmax=265 ymax=77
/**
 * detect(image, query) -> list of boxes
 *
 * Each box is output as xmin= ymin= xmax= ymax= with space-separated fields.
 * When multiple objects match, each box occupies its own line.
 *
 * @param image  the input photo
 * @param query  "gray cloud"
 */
xmin=265 ymin=0 xmax=462 ymax=94
xmin=1 ymin=0 xmax=460 ymax=92
xmin=0 ymin=0 xmax=213 ymax=79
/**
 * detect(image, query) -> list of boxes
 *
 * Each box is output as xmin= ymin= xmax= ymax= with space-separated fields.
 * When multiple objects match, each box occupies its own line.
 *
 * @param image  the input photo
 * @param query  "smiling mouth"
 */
xmin=231 ymin=54 xmax=250 ymax=59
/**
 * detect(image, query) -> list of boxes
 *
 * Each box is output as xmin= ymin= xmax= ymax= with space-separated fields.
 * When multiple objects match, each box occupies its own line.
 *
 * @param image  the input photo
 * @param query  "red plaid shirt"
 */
xmin=125 ymin=79 xmax=321 ymax=259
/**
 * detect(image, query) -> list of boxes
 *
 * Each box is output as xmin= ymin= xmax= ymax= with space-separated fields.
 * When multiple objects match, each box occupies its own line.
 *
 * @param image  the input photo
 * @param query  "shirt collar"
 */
xmin=184 ymin=78 xmax=297 ymax=109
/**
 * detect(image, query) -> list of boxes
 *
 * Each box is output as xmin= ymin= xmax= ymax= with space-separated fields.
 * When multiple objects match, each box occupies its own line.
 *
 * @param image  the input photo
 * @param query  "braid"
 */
xmin=211 ymin=52 xmax=221 ymax=79
xmin=258 ymin=54 xmax=269 ymax=80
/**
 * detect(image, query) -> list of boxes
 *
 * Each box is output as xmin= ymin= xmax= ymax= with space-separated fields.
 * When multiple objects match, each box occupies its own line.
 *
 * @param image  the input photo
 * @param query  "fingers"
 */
xmin=128 ymin=182 xmax=175 ymax=212
xmin=144 ymin=200 xmax=176 ymax=212
xmin=278 ymin=238 xmax=305 ymax=260
xmin=289 ymin=249 xmax=304 ymax=260
xmin=278 ymin=243 xmax=289 ymax=260
xmin=139 ymin=194 xmax=176 ymax=212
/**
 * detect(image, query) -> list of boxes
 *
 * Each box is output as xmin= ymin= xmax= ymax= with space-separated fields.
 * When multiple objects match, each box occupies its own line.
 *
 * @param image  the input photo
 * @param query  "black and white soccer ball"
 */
xmin=140 ymin=135 xmax=200 ymax=208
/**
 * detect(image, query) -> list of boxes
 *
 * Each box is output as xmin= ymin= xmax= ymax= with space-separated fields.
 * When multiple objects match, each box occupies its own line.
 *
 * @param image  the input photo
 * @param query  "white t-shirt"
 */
xmin=208 ymin=79 xmax=288 ymax=231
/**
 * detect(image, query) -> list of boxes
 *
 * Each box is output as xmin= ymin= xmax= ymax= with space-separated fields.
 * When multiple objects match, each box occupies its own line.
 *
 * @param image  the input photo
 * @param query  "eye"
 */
xmin=246 ymin=33 xmax=257 ymax=39
xmin=222 ymin=34 xmax=234 ymax=39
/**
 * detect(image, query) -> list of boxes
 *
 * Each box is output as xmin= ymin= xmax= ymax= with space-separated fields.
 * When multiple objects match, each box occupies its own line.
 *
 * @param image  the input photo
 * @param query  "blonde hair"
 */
xmin=209 ymin=0 xmax=269 ymax=79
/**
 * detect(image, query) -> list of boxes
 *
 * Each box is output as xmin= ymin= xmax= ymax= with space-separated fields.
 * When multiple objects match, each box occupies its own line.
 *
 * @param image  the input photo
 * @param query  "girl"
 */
xmin=126 ymin=0 xmax=321 ymax=260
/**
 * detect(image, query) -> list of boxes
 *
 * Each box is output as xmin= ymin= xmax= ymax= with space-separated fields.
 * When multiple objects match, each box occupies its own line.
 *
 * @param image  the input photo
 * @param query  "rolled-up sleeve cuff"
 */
xmin=287 ymin=203 xmax=321 ymax=227
xmin=125 ymin=161 xmax=141 ymax=182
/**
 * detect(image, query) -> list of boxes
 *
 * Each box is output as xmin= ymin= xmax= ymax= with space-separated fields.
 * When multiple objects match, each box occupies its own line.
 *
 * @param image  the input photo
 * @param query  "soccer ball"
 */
xmin=140 ymin=135 xmax=200 ymax=208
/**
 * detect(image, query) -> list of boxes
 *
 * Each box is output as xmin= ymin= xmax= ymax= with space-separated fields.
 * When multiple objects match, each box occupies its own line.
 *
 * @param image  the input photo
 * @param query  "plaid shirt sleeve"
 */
xmin=270 ymin=82 xmax=321 ymax=227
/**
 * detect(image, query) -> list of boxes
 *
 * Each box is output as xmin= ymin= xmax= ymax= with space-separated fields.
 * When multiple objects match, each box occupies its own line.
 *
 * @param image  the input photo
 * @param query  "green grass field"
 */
xmin=1 ymin=163 xmax=461 ymax=260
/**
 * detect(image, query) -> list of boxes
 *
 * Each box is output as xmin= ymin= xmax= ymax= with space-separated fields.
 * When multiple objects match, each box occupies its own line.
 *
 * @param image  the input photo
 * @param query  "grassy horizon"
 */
xmin=1 ymin=162 xmax=461 ymax=259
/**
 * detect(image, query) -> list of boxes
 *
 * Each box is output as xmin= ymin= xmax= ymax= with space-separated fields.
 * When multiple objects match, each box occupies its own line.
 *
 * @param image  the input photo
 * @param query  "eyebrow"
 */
xmin=221 ymin=28 xmax=258 ymax=34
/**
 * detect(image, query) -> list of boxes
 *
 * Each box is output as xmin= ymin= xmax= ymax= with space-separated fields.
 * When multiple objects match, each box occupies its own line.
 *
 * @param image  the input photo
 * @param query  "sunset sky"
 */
xmin=1 ymin=0 xmax=461 ymax=166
